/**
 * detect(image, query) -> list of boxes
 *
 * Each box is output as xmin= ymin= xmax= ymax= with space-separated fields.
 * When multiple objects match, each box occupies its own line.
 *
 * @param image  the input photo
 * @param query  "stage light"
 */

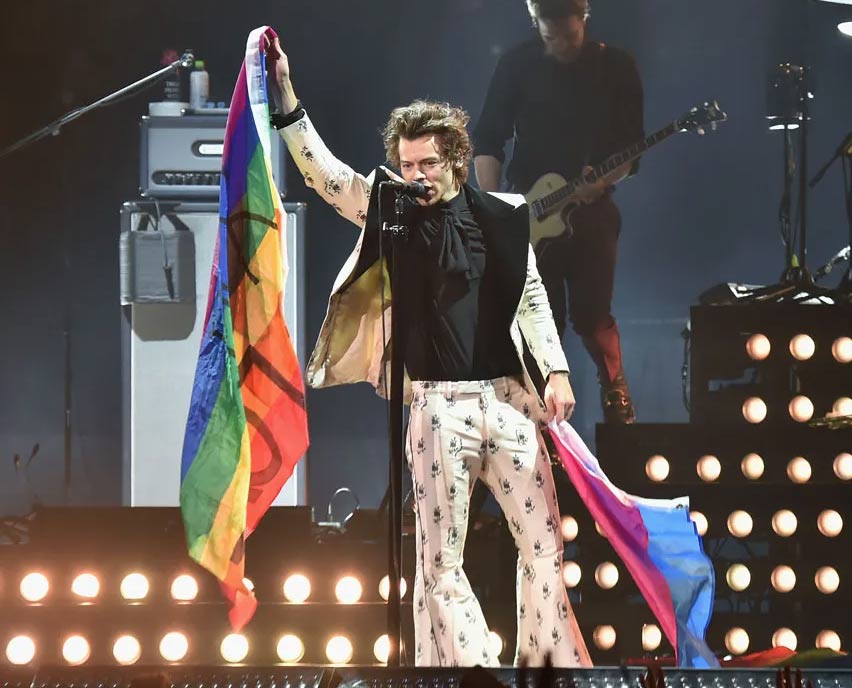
xmin=283 ymin=573 xmax=311 ymax=603
xmin=642 ymin=624 xmax=662 ymax=652
xmin=725 ymin=627 xmax=750 ymax=655
xmin=159 ymin=631 xmax=189 ymax=662
xmin=772 ymin=565 xmax=797 ymax=592
xmin=746 ymin=333 xmax=771 ymax=360
xmin=818 ymin=509 xmax=843 ymax=537
xmin=120 ymin=573 xmax=149 ymax=600
xmin=727 ymin=510 xmax=753 ymax=537
xmin=220 ymin=633 xmax=249 ymax=663
xmin=488 ymin=631 xmax=504 ymax=659
xmin=840 ymin=22 xmax=852 ymax=37
xmin=561 ymin=515 xmax=579 ymax=541
xmin=741 ymin=453 xmax=765 ymax=480
xmin=62 ymin=635 xmax=90 ymax=665
xmin=595 ymin=562 xmax=619 ymax=589
xmin=562 ymin=561 xmax=582 ymax=588
xmin=743 ymin=397 xmax=767 ymax=423
xmin=379 ymin=575 xmax=408 ymax=601
xmin=5 ymin=636 xmax=36 ymax=665
xmin=112 ymin=635 xmax=142 ymax=665
xmin=335 ymin=575 xmax=363 ymax=604
xmin=789 ymin=334 xmax=815 ymax=360
xmin=170 ymin=574 xmax=198 ymax=601
xmin=786 ymin=457 xmax=812 ymax=483
xmin=834 ymin=453 xmax=852 ymax=480
xmin=645 ymin=455 xmax=669 ymax=482
xmin=71 ymin=573 xmax=100 ymax=599
xmin=833 ymin=397 xmax=852 ymax=416
xmin=815 ymin=566 xmax=840 ymax=594
xmin=277 ymin=634 xmax=305 ymax=663
xmin=593 ymin=625 xmax=617 ymax=651
xmin=772 ymin=628 xmax=798 ymax=651
xmin=243 ymin=577 xmax=254 ymax=592
xmin=816 ymin=630 xmax=841 ymax=651
xmin=788 ymin=395 xmax=814 ymax=422
xmin=690 ymin=511 xmax=708 ymax=536
xmin=726 ymin=563 xmax=751 ymax=592
xmin=373 ymin=635 xmax=391 ymax=664
xmin=326 ymin=635 xmax=354 ymax=664
xmin=832 ymin=336 xmax=852 ymax=363
xmin=19 ymin=572 xmax=49 ymax=602
xmin=697 ymin=455 xmax=721 ymax=482
xmin=595 ymin=521 xmax=608 ymax=538
xmin=772 ymin=509 xmax=798 ymax=537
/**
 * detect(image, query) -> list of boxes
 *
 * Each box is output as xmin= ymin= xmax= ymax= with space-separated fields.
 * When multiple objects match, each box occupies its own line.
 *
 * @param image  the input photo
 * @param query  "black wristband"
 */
xmin=270 ymin=101 xmax=305 ymax=130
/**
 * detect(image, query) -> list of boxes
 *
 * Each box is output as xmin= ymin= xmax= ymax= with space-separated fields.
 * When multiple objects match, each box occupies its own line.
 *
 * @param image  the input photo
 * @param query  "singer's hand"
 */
xmin=544 ymin=372 xmax=575 ymax=423
xmin=265 ymin=36 xmax=299 ymax=114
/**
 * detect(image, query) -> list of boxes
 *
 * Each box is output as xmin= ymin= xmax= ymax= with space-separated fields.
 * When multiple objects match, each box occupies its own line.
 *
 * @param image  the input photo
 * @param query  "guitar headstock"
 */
xmin=678 ymin=100 xmax=728 ymax=135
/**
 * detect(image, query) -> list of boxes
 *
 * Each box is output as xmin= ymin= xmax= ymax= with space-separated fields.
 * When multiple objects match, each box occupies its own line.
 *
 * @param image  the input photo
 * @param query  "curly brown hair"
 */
xmin=382 ymin=100 xmax=472 ymax=184
xmin=526 ymin=0 xmax=590 ymax=22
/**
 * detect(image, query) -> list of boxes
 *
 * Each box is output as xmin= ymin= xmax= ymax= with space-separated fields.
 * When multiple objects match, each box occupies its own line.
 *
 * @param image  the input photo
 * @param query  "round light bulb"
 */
xmin=725 ymin=627 xmax=750 ymax=655
xmin=772 ymin=628 xmax=797 ymax=651
xmin=220 ymin=633 xmax=249 ymax=663
xmin=833 ymin=397 xmax=852 ymax=416
xmin=743 ymin=397 xmax=767 ymax=424
xmin=772 ymin=509 xmax=798 ymax=537
xmin=816 ymin=630 xmax=841 ymax=652
xmin=741 ymin=453 xmax=765 ymax=480
xmin=788 ymin=396 xmax=814 ymax=423
xmin=71 ymin=573 xmax=100 ymax=599
xmin=593 ymin=625 xmax=617 ymax=651
xmin=326 ymin=635 xmax=354 ymax=664
xmin=283 ymin=574 xmax=311 ymax=603
xmin=645 ymin=455 xmax=669 ymax=482
xmin=727 ymin=510 xmax=753 ymax=537
xmin=818 ymin=510 xmax=843 ymax=537
xmin=786 ymin=457 xmax=812 ymax=483
xmin=170 ymin=574 xmax=198 ymax=601
xmin=159 ymin=631 xmax=189 ymax=662
xmin=379 ymin=575 xmax=408 ymax=601
xmin=726 ymin=563 xmax=751 ymax=592
xmin=373 ymin=634 xmax=390 ymax=664
xmin=746 ymin=334 xmax=771 ymax=360
xmin=789 ymin=334 xmax=816 ymax=361
xmin=690 ymin=511 xmax=708 ymax=536
xmin=696 ymin=455 xmax=722 ymax=482
xmin=276 ymin=634 xmax=305 ymax=663
xmin=62 ymin=635 xmax=91 ymax=666
xmin=642 ymin=624 xmax=662 ymax=652
xmin=595 ymin=562 xmax=619 ymax=590
xmin=19 ymin=572 xmax=49 ymax=602
xmin=120 ymin=573 xmax=149 ymax=601
xmin=562 ymin=561 xmax=582 ymax=588
xmin=561 ymin=515 xmax=579 ymax=542
xmin=112 ymin=635 xmax=142 ymax=665
xmin=488 ymin=631 xmax=504 ymax=659
xmin=5 ymin=636 xmax=36 ymax=665
xmin=834 ymin=453 xmax=852 ymax=480
xmin=815 ymin=566 xmax=840 ymax=594
xmin=832 ymin=336 xmax=852 ymax=363
xmin=335 ymin=575 xmax=363 ymax=604
xmin=771 ymin=565 xmax=797 ymax=592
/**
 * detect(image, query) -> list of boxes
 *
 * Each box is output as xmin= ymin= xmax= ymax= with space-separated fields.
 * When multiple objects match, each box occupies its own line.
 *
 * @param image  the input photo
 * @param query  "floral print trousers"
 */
xmin=406 ymin=377 xmax=591 ymax=668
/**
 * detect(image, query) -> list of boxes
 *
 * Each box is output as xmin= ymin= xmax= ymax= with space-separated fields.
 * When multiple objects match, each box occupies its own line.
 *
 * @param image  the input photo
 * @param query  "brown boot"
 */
xmin=600 ymin=370 xmax=636 ymax=424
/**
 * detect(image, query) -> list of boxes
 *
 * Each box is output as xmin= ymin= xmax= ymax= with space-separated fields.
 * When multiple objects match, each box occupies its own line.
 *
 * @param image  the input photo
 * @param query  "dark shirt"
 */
xmin=402 ymin=189 xmax=522 ymax=381
xmin=473 ymin=38 xmax=644 ymax=194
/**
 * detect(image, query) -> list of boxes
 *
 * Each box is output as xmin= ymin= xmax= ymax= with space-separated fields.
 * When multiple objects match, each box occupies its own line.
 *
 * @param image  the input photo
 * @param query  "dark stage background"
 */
xmin=1 ymin=0 xmax=851 ymax=515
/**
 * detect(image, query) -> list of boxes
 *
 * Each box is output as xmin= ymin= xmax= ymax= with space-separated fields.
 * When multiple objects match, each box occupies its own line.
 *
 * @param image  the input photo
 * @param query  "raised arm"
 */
xmin=267 ymin=37 xmax=371 ymax=228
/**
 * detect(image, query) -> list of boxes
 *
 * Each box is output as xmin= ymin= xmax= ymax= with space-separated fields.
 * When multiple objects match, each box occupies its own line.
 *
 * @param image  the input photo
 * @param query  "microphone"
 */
xmin=179 ymin=50 xmax=195 ymax=68
xmin=380 ymin=180 xmax=431 ymax=200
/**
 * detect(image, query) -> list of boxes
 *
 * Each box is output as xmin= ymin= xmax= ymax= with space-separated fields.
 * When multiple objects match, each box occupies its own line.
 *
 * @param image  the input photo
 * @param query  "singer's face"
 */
xmin=398 ymin=135 xmax=459 ymax=205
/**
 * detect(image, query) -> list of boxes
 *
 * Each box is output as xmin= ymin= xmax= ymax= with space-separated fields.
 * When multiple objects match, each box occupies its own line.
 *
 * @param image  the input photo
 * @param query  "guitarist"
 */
xmin=474 ymin=0 xmax=643 ymax=423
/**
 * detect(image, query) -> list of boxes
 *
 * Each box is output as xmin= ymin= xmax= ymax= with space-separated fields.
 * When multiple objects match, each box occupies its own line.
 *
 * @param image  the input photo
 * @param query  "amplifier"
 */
xmin=139 ymin=113 xmax=287 ymax=199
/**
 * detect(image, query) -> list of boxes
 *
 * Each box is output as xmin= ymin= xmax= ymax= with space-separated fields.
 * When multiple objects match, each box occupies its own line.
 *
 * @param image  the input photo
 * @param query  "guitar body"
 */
xmin=526 ymin=172 xmax=579 ymax=252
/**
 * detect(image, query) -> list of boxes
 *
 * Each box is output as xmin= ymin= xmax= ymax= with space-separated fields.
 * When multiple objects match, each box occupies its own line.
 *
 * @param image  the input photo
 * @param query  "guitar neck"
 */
xmin=540 ymin=121 xmax=681 ymax=212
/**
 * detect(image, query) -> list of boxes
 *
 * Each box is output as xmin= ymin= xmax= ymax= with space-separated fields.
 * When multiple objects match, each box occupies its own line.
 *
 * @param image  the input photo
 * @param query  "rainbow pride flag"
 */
xmin=548 ymin=421 xmax=718 ymax=668
xmin=180 ymin=26 xmax=308 ymax=630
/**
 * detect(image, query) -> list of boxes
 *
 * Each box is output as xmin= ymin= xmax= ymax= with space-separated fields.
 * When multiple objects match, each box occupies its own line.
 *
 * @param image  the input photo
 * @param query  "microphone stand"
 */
xmin=379 ymin=183 xmax=409 ymax=667
xmin=0 ymin=51 xmax=193 ymax=503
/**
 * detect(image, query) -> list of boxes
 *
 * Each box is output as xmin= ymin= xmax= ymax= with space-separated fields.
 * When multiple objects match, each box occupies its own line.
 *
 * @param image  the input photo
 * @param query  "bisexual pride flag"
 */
xmin=180 ymin=26 xmax=308 ymax=630
xmin=549 ymin=421 xmax=718 ymax=668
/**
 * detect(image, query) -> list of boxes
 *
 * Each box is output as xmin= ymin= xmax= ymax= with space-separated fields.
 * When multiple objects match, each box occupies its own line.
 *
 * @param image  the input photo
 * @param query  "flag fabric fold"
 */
xmin=548 ymin=420 xmax=717 ymax=668
xmin=180 ymin=25 xmax=309 ymax=630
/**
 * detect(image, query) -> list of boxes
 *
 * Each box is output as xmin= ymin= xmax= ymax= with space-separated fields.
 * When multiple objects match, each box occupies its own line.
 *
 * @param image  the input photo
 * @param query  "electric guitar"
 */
xmin=526 ymin=100 xmax=727 ymax=252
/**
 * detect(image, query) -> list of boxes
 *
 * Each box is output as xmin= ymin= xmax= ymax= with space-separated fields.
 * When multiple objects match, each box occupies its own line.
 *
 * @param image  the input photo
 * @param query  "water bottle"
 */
xmin=189 ymin=60 xmax=210 ymax=110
